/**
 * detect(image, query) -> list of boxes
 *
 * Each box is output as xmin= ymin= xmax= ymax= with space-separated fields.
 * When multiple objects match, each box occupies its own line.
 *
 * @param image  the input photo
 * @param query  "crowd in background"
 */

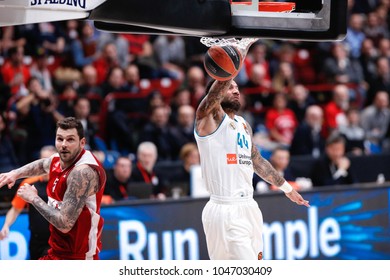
xmin=1 ymin=0 xmax=390 ymax=204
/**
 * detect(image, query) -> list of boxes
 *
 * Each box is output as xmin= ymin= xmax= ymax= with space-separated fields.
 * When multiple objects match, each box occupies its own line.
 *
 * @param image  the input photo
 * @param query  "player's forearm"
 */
xmin=12 ymin=159 xmax=48 ymax=179
xmin=31 ymin=196 xmax=73 ymax=233
xmin=197 ymin=80 xmax=231 ymax=117
xmin=252 ymin=146 xmax=285 ymax=187
xmin=4 ymin=207 xmax=22 ymax=228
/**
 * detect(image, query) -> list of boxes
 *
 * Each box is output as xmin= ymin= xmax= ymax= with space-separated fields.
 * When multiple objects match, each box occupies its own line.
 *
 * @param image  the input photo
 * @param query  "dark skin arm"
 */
xmin=249 ymin=123 xmax=310 ymax=207
xmin=17 ymin=165 xmax=100 ymax=233
xmin=195 ymin=80 xmax=232 ymax=136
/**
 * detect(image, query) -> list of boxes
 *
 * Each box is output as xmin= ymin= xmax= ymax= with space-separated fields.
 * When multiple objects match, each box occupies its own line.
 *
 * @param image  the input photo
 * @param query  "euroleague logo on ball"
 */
xmin=204 ymin=45 xmax=242 ymax=81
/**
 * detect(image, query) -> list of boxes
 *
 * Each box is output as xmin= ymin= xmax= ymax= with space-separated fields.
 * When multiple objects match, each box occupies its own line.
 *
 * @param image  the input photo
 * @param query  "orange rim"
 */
xmin=231 ymin=1 xmax=296 ymax=13
xmin=258 ymin=2 xmax=295 ymax=12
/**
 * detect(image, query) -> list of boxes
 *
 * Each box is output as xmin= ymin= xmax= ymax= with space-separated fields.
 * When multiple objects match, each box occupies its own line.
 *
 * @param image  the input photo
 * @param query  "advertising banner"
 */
xmin=1 ymin=185 xmax=390 ymax=260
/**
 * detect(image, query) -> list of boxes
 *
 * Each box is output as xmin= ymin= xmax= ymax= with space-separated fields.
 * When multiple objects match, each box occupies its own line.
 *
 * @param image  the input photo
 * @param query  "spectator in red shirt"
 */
xmin=323 ymin=84 xmax=350 ymax=137
xmin=265 ymin=93 xmax=298 ymax=147
xmin=1 ymin=46 xmax=30 ymax=96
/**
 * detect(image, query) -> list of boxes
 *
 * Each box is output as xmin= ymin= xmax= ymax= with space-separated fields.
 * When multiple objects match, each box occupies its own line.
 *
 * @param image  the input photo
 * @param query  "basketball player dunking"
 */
xmin=194 ymin=79 xmax=310 ymax=260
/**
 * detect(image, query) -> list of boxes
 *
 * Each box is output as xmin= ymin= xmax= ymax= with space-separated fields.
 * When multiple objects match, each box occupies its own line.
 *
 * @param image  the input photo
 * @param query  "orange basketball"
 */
xmin=204 ymin=45 xmax=242 ymax=81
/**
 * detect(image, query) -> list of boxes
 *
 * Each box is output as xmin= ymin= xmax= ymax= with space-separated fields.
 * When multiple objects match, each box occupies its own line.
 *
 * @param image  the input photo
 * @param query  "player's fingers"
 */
xmin=7 ymin=181 xmax=15 ymax=189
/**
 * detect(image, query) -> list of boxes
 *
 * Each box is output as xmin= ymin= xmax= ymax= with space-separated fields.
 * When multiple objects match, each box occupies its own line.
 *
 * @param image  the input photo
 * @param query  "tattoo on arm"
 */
xmin=196 ymin=80 xmax=231 ymax=119
xmin=31 ymin=165 xmax=99 ymax=233
xmin=247 ymin=121 xmax=285 ymax=187
xmin=14 ymin=158 xmax=51 ymax=179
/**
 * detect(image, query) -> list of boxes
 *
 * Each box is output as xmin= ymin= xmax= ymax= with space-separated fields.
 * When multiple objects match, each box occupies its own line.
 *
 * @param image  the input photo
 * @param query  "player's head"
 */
xmin=221 ymin=80 xmax=241 ymax=113
xmin=55 ymin=117 xmax=86 ymax=165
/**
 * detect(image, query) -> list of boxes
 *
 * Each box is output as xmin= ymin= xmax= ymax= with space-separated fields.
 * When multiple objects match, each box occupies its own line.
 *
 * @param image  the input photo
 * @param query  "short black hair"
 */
xmin=56 ymin=117 xmax=85 ymax=140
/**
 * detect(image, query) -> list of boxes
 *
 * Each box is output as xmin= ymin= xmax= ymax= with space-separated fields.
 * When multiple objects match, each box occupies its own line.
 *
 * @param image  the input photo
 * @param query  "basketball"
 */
xmin=204 ymin=45 xmax=242 ymax=81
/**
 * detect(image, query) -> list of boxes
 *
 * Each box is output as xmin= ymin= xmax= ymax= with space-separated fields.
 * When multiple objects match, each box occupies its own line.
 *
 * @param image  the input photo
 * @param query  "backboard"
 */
xmin=0 ymin=0 xmax=347 ymax=41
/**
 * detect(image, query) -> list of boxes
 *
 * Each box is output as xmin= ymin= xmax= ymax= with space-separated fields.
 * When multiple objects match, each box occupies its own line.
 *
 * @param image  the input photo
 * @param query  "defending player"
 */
xmin=194 ymin=77 xmax=310 ymax=260
xmin=0 ymin=117 xmax=106 ymax=260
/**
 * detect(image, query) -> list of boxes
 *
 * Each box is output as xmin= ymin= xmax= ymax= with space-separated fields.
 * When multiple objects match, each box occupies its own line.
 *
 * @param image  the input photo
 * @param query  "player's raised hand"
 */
xmin=0 ymin=171 xmax=17 ymax=189
xmin=285 ymin=189 xmax=310 ymax=207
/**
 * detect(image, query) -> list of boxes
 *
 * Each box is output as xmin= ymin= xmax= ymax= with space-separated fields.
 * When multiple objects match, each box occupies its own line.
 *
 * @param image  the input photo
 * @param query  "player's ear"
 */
xmin=80 ymin=137 xmax=86 ymax=148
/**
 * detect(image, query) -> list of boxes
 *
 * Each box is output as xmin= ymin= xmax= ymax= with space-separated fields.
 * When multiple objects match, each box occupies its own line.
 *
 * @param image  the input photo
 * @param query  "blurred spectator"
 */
xmin=345 ymin=13 xmax=367 ymax=59
xmin=93 ymin=42 xmax=121 ymax=85
xmin=100 ymin=66 xmax=126 ymax=97
xmin=0 ymin=145 xmax=56 ymax=259
xmin=0 ymin=26 xmax=26 ymax=57
xmin=73 ymin=97 xmax=99 ymax=151
xmin=311 ymin=132 xmax=358 ymax=187
xmin=36 ymin=22 xmax=66 ymax=56
xmin=57 ymin=83 xmax=78 ymax=117
xmin=364 ymin=11 xmax=389 ymax=46
xmin=169 ymin=142 xmax=200 ymax=196
xmin=76 ymin=64 xmax=103 ymax=97
xmin=290 ymin=105 xmax=325 ymax=158
xmin=271 ymin=61 xmax=296 ymax=94
xmin=321 ymin=42 xmax=364 ymax=85
xmin=243 ymin=41 xmax=271 ymax=85
xmin=366 ymin=56 xmax=390 ymax=105
xmin=103 ymin=156 xmax=133 ymax=204
xmin=269 ymin=42 xmax=296 ymax=78
xmin=14 ymin=76 xmax=64 ymax=163
xmin=0 ymin=112 xmax=18 ymax=173
xmin=269 ymin=147 xmax=301 ymax=191
xmin=132 ymin=141 xmax=168 ymax=200
xmin=123 ymin=63 xmax=141 ymax=94
xmin=265 ymin=93 xmax=298 ymax=147
xmin=377 ymin=37 xmax=390 ymax=57
xmin=169 ymin=87 xmax=192 ymax=125
xmin=139 ymin=105 xmax=179 ymax=160
xmin=153 ymin=35 xmax=186 ymax=80
xmin=287 ymin=84 xmax=315 ymax=122
xmin=243 ymin=63 xmax=273 ymax=110
xmin=97 ymin=33 xmax=129 ymax=70
xmin=29 ymin=50 xmax=53 ymax=93
xmin=360 ymin=90 xmax=390 ymax=152
xmin=338 ymin=107 xmax=366 ymax=155
xmin=184 ymin=65 xmax=206 ymax=107
xmin=323 ymin=84 xmax=350 ymax=137
xmin=359 ymin=38 xmax=379 ymax=85
xmin=170 ymin=104 xmax=196 ymax=148
xmin=1 ymin=46 xmax=30 ymax=96
xmin=69 ymin=21 xmax=100 ymax=69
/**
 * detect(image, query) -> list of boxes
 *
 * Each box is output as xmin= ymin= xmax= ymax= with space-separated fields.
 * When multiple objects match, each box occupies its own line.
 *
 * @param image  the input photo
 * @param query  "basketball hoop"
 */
xmin=258 ymin=2 xmax=296 ymax=13
xmin=201 ymin=1 xmax=296 ymax=53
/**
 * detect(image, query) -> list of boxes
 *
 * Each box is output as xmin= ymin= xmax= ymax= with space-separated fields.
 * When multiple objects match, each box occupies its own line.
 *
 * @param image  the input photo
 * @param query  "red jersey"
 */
xmin=46 ymin=150 xmax=106 ymax=260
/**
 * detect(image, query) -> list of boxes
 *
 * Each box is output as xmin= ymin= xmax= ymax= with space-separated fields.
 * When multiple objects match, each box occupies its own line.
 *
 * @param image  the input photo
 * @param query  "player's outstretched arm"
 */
xmin=196 ymin=80 xmax=231 ymax=120
xmin=17 ymin=165 xmax=100 ymax=233
xmin=248 ymin=123 xmax=310 ymax=207
xmin=195 ymin=80 xmax=233 ymax=136
xmin=0 ymin=157 xmax=52 ymax=189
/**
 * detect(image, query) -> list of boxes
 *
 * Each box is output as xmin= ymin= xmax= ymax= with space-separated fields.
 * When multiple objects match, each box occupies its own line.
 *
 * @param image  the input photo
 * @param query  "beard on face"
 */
xmin=221 ymin=99 xmax=241 ymax=112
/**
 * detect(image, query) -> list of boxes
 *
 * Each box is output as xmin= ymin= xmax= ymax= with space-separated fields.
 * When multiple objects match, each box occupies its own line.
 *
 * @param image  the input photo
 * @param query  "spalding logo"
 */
xmin=30 ymin=0 xmax=86 ymax=9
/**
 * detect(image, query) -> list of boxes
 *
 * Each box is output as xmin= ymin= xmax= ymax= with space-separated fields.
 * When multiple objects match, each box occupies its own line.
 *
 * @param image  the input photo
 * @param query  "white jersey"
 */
xmin=195 ymin=114 xmax=254 ymax=197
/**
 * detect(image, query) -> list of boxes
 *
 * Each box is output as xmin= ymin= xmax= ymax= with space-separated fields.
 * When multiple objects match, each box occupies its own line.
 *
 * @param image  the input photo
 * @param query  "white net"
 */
xmin=200 ymin=37 xmax=259 ymax=53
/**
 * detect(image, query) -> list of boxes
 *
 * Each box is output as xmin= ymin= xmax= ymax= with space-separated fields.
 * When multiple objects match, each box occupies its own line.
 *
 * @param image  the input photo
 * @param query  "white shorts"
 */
xmin=202 ymin=195 xmax=263 ymax=260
